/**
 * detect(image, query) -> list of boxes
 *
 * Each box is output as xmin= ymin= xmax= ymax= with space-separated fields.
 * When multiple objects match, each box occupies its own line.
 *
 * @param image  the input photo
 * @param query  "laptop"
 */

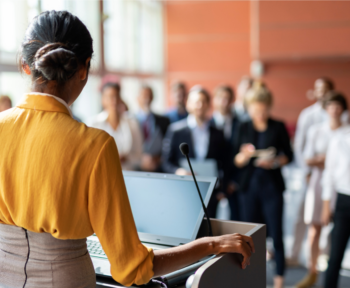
xmin=88 ymin=171 xmax=217 ymax=280
xmin=179 ymin=158 xmax=218 ymax=177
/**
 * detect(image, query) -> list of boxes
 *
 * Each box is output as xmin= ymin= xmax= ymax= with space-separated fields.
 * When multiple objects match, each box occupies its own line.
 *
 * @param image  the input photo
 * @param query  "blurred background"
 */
xmin=1 ymin=0 xmax=350 ymax=130
xmin=1 ymin=1 xmax=350 ymax=287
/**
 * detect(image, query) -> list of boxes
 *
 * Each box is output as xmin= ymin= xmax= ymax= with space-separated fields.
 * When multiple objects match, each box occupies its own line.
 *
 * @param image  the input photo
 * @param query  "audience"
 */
xmin=89 ymin=83 xmax=143 ymax=171
xmin=81 ymin=75 xmax=350 ymax=286
xmin=233 ymin=76 xmax=253 ymax=122
xmin=321 ymin=114 xmax=350 ymax=288
xmin=289 ymin=77 xmax=335 ymax=266
xmin=234 ymin=81 xmax=293 ymax=288
xmin=165 ymin=82 xmax=188 ymax=123
xmin=162 ymin=86 xmax=227 ymax=218
xmin=136 ymin=85 xmax=170 ymax=172
xmin=296 ymin=92 xmax=348 ymax=288
xmin=211 ymin=85 xmax=241 ymax=220
xmin=0 ymin=95 xmax=12 ymax=112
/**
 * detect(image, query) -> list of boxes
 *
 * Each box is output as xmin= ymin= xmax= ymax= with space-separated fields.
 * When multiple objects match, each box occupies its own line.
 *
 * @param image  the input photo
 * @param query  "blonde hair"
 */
xmin=245 ymin=81 xmax=273 ymax=107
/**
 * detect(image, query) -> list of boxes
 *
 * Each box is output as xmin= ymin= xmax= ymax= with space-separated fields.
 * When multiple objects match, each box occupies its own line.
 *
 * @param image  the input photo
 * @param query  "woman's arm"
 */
xmin=305 ymin=155 xmax=325 ymax=169
xmin=303 ymin=126 xmax=324 ymax=168
xmin=234 ymin=144 xmax=256 ymax=168
xmin=153 ymin=234 xmax=255 ymax=277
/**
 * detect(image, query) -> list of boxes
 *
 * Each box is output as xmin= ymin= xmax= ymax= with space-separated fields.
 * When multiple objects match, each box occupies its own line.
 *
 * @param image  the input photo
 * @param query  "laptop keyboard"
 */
xmin=87 ymin=239 xmax=163 ymax=260
xmin=87 ymin=239 xmax=107 ymax=259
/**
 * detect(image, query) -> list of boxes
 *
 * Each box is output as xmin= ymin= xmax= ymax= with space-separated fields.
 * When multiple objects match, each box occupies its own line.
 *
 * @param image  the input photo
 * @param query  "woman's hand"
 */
xmin=175 ymin=168 xmax=192 ymax=176
xmin=214 ymin=233 xmax=255 ymax=269
xmin=306 ymin=154 xmax=326 ymax=169
xmin=322 ymin=200 xmax=332 ymax=226
xmin=234 ymin=144 xmax=255 ymax=168
xmin=153 ymin=233 xmax=255 ymax=277
xmin=255 ymin=155 xmax=288 ymax=170
xmin=255 ymin=158 xmax=274 ymax=169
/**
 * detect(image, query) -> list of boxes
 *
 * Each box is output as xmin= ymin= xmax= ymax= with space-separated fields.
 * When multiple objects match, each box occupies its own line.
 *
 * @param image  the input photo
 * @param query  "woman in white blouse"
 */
xmin=296 ymin=92 xmax=347 ymax=288
xmin=89 ymin=83 xmax=143 ymax=170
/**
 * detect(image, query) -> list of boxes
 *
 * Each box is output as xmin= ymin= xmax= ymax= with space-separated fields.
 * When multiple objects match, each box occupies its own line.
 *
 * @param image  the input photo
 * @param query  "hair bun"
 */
xmin=34 ymin=43 xmax=78 ymax=83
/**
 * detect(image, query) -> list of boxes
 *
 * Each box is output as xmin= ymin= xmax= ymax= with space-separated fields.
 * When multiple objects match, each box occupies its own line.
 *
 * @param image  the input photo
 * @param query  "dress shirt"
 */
xmin=136 ymin=110 xmax=156 ymax=139
xmin=89 ymin=111 xmax=143 ymax=170
xmin=294 ymin=102 xmax=349 ymax=173
xmin=212 ymin=111 xmax=233 ymax=140
xmin=0 ymin=94 xmax=154 ymax=286
xmin=187 ymin=115 xmax=210 ymax=160
xmin=322 ymin=125 xmax=350 ymax=201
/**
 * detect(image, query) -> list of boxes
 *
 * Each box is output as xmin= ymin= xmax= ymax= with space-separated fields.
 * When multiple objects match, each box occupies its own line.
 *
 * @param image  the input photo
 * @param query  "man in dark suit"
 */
xmin=165 ymin=82 xmax=188 ymax=123
xmin=162 ymin=86 xmax=227 ymax=217
xmin=136 ymin=85 xmax=170 ymax=172
xmin=211 ymin=85 xmax=241 ymax=220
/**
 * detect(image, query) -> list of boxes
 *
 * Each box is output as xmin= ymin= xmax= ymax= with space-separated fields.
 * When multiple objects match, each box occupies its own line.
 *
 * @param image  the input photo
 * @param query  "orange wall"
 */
xmin=165 ymin=1 xmax=251 ymax=105
xmin=165 ymin=1 xmax=350 ymax=125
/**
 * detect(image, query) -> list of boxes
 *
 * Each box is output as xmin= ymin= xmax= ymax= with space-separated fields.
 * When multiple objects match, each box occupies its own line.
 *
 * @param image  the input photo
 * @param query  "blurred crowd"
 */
xmin=1 ymin=76 xmax=349 ymax=288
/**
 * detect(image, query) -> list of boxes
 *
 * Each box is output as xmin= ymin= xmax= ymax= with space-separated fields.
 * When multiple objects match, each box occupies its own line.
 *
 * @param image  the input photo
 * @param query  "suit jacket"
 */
xmin=234 ymin=118 xmax=294 ymax=192
xmin=142 ymin=113 xmax=170 ymax=156
xmin=154 ymin=113 xmax=170 ymax=137
xmin=210 ymin=114 xmax=241 ymax=184
xmin=162 ymin=119 xmax=227 ymax=180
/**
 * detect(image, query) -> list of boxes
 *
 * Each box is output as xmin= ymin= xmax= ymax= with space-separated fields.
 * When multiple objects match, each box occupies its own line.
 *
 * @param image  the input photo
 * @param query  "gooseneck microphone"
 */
xmin=179 ymin=143 xmax=213 ymax=237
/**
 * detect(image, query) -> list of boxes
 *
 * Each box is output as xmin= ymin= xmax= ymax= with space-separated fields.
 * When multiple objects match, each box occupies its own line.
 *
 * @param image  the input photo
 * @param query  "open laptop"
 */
xmin=179 ymin=158 xmax=218 ymax=177
xmin=88 ymin=171 xmax=217 ymax=280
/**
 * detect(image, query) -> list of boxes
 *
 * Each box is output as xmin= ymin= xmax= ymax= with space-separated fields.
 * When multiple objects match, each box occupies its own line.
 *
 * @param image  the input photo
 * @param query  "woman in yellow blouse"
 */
xmin=0 ymin=11 xmax=254 ymax=288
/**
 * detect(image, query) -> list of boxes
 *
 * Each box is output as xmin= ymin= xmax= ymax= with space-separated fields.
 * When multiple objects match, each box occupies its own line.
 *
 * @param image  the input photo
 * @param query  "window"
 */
xmin=0 ymin=0 xmax=165 ymax=123
xmin=103 ymin=0 xmax=163 ymax=74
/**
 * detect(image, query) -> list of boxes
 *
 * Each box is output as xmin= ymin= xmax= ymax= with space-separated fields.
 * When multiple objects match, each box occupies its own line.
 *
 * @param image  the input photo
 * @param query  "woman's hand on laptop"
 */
xmin=213 ymin=233 xmax=255 ymax=269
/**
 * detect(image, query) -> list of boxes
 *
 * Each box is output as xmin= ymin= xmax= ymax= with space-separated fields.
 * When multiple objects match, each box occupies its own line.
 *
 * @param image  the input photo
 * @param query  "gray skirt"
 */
xmin=0 ymin=224 xmax=95 ymax=288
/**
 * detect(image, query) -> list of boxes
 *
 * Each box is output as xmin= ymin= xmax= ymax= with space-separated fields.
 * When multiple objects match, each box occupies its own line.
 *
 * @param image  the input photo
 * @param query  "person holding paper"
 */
xmin=234 ymin=81 xmax=293 ymax=288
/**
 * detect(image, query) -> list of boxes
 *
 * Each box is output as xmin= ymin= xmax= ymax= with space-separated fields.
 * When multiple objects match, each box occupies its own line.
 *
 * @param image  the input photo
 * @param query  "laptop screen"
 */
xmin=123 ymin=172 xmax=216 ymax=246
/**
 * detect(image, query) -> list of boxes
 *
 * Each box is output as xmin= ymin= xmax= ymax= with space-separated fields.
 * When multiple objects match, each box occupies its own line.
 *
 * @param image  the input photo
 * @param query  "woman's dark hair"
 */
xmin=215 ymin=85 xmax=235 ymax=102
xmin=101 ymin=82 xmax=121 ymax=94
xmin=19 ymin=10 xmax=93 ymax=85
xmin=324 ymin=91 xmax=348 ymax=111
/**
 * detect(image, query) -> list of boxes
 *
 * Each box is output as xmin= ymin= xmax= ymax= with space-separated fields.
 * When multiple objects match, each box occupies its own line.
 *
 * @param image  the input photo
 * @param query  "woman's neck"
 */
xmin=107 ymin=112 xmax=120 ymax=130
xmin=252 ymin=119 xmax=268 ymax=132
xmin=31 ymin=82 xmax=70 ymax=105
xmin=329 ymin=118 xmax=342 ymax=130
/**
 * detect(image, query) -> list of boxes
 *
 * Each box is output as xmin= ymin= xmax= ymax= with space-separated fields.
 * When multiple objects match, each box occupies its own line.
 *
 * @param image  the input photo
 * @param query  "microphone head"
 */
xmin=179 ymin=143 xmax=189 ymax=156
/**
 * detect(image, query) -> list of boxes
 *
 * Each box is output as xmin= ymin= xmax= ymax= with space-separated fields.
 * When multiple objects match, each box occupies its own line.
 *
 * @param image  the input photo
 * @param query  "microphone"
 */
xmin=179 ymin=143 xmax=213 ymax=237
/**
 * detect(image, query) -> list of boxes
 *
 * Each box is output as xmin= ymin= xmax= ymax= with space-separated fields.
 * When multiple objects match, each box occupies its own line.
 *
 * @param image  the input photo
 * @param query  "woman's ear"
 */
xmin=22 ymin=63 xmax=31 ymax=75
xmin=80 ymin=57 xmax=91 ymax=81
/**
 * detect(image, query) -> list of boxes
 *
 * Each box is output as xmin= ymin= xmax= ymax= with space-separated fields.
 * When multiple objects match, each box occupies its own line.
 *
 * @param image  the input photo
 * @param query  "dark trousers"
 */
xmin=325 ymin=193 xmax=350 ymax=288
xmin=240 ymin=177 xmax=285 ymax=276
xmin=228 ymin=192 xmax=240 ymax=221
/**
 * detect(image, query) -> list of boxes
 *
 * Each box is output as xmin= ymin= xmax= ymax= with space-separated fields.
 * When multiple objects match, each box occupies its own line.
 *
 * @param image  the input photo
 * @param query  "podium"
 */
xmin=96 ymin=219 xmax=266 ymax=288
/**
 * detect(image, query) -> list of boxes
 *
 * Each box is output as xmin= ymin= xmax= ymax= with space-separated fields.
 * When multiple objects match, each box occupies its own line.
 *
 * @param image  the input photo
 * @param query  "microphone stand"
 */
xmin=184 ymin=154 xmax=213 ymax=237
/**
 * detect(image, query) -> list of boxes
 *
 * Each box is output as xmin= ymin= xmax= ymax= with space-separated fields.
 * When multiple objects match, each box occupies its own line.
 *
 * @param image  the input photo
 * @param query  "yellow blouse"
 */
xmin=0 ymin=94 xmax=154 ymax=286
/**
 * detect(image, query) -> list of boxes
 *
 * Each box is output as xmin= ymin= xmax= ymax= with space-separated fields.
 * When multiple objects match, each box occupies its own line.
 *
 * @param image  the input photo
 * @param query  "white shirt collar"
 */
xmin=187 ymin=114 xmax=209 ymax=130
xmin=27 ymin=92 xmax=73 ymax=118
